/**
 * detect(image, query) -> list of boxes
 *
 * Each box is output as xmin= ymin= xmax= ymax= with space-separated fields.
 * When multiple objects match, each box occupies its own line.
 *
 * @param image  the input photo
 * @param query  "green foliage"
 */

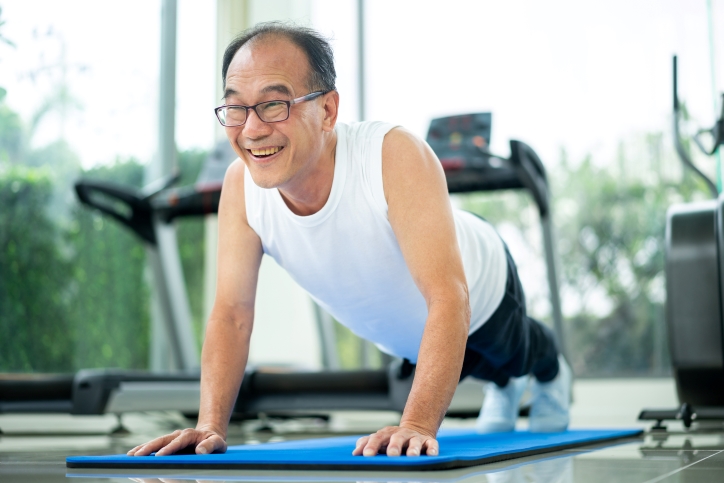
xmin=554 ymin=147 xmax=709 ymax=376
xmin=65 ymin=159 xmax=150 ymax=369
xmin=331 ymin=322 xmax=384 ymax=369
xmin=25 ymin=139 xmax=83 ymax=225
xmin=0 ymin=87 xmax=208 ymax=370
xmin=555 ymin=155 xmax=663 ymax=376
xmin=333 ymin=322 xmax=363 ymax=369
xmin=0 ymin=101 xmax=24 ymax=163
xmin=0 ymin=18 xmax=208 ymax=371
xmin=0 ymin=165 xmax=74 ymax=371
xmin=0 ymin=159 xmax=153 ymax=371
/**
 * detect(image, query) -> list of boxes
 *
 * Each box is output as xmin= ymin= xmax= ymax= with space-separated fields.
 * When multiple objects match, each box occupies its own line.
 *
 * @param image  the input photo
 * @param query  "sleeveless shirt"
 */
xmin=244 ymin=121 xmax=507 ymax=362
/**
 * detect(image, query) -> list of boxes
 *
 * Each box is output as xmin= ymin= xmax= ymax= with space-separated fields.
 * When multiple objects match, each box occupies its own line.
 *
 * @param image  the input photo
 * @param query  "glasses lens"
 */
xmin=258 ymin=101 xmax=289 ymax=122
xmin=220 ymin=106 xmax=247 ymax=126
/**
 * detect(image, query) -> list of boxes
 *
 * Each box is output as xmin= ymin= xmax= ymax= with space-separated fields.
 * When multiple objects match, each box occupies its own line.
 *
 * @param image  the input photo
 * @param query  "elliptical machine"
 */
xmin=639 ymin=56 xmax=724 ymax=430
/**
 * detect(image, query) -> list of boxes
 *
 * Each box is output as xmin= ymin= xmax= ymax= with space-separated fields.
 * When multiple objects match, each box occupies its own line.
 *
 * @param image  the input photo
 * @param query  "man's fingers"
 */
xmin=352 ymin=427 xmax=439 ymax=458
xmin=423 ymin=437 xmax=439 ymax=456
xmin=126 ymin=444 xmax=143 ymax=456
xmin=405 ymin=436 xmax=424 ymax=457
xmin=362 ymin=432 xmax=386 ymax=457
xmin=196 ymin=434 xmax=227 ymax=455
xmin=155 ymin=429 xmax=200 ymax=456
xmin=385 ymin=431 xmax=409 ymax=457
xmin=127 ymin=429 xmax=228 ymax=458
xmin=129 ymin=442 xmax=159 ymax=456
xmin=128 ymin=431 xmax=182 ymax=456
xmin=352 ymin=436 xmax=370 ymax=456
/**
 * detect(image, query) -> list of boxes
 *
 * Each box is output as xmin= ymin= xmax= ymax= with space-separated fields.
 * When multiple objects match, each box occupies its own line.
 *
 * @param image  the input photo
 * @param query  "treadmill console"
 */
xmin=426 ymin=112 xmax=492 ymax=172
xmin=427 ymin=113 xmax=527 ymax=194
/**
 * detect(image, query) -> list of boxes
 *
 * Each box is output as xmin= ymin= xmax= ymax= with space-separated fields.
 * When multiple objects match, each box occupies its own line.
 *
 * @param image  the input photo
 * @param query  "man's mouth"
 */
xmin=248 ymin=146 xmax=283 ymax=158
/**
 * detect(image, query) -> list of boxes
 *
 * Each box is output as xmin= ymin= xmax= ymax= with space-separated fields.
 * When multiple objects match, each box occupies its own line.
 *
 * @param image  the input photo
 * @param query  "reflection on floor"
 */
xmin=1 ymin=378 xmax=722 ymax=483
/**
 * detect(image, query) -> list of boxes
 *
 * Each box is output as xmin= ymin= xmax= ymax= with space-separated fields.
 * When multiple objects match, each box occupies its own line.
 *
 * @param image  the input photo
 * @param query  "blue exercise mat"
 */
xmin=66 ymin=428 xmax=642 ymax=471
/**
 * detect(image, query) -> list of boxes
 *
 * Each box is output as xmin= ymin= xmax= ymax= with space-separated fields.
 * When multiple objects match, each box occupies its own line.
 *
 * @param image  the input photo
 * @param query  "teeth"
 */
xmin=251 ymin=147 xmax=281 ymax=156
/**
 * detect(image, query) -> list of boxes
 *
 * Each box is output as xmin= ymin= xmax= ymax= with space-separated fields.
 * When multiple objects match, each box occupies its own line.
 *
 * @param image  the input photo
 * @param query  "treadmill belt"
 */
xmin=66 ymin=428 xmax=641 ymax=471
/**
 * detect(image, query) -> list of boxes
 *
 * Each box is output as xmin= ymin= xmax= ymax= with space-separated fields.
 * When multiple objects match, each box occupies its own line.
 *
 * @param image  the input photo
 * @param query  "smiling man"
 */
xmin=127 ymin=22 xmax=571 ymax=459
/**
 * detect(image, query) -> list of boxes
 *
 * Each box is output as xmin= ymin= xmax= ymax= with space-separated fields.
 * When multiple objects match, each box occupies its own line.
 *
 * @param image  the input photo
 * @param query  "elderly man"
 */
xmin=128 ymin=23 xmax=571 ymax=459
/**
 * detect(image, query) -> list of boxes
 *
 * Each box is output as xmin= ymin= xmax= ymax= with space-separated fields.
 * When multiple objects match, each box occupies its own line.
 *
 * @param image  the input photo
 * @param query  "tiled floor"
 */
xmin=1 ymin=379 xmax=720 ymax=483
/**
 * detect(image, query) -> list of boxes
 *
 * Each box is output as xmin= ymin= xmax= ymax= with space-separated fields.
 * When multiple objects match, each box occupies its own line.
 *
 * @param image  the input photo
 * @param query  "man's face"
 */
xmin=223 ymin=36 xmax=336 ymax=190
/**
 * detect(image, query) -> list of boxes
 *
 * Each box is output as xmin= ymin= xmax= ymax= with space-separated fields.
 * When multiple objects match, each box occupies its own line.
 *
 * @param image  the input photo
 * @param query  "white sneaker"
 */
xmin=529 ymin=355 xmax=572 ymax=432
xmin=476 ymin=376 xmax=529 ymax=433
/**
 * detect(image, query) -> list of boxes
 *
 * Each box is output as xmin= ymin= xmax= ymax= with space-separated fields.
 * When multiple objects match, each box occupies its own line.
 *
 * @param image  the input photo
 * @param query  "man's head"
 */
xmin=220 ymin=23 xmax=339 ymax=190
xmin=222 ymin=23 xmax=336 ymax=94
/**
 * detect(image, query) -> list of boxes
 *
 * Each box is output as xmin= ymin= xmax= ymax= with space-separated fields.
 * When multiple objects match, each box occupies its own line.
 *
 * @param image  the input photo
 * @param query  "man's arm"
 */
xmin=353 ymin=128 xmax=470 ymax=457
xmin=128 ymin=160 xmax=263 ymax=456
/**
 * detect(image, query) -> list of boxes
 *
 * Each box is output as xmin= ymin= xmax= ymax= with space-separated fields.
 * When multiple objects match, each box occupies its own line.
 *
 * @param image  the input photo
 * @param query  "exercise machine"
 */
xmin=639 ymin=56 xmax=724 ymax=430
xmin=1 ymin=117 xmax=561 ymax=426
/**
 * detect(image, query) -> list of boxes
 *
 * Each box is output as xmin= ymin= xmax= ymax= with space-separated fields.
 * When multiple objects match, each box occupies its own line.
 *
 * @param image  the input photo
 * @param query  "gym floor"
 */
xmin=1 ymin=379 xmax=722 ymax=483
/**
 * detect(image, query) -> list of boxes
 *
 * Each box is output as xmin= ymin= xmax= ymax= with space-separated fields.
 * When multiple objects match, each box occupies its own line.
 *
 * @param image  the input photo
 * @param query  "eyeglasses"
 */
xmin=214 ymin=91 xmax=326 ymax=127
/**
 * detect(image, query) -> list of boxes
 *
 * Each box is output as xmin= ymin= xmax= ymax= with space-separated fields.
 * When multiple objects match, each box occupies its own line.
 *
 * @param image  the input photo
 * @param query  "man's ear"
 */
xmin=321 ymin=90 xmax=340 ymax=132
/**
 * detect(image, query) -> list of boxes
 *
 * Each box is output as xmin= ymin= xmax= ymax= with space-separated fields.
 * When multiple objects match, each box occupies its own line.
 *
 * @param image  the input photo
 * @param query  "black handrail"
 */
xmin=672 ymin=55 xmax=719 ymax=198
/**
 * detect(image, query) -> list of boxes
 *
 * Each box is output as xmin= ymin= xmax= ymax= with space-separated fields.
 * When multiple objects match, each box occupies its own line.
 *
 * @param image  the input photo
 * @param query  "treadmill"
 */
xmin=639 ymin=56 xmax=724 ymax=430
xmin=1 ymin=116 xmax=562 ymax=426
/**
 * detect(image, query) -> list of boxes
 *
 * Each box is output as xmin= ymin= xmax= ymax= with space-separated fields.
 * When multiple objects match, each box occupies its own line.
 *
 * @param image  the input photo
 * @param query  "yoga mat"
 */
xmin=66 ymin=428 xmax=642 ymax=472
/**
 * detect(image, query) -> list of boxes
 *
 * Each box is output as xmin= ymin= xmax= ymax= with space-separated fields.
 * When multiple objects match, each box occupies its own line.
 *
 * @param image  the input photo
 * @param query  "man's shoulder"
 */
xmin=223 ymin=158 xmax=246 ymax=189
xmin=220 ymin=158 xmax=249 ymax=210
xmin=380 ymin=125 xmax=446 ymax=203
xmin=381 ymin=126 xmax=429 ymax=161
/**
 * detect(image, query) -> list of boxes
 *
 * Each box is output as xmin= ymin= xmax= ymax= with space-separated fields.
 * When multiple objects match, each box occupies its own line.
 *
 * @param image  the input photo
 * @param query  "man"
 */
xmin=128 ymin=23 xmax=571 ymax=459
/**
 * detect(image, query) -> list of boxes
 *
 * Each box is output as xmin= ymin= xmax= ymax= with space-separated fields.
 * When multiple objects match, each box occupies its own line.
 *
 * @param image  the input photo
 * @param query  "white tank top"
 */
xmin=244 ymin=121 xmax=507 ymax=362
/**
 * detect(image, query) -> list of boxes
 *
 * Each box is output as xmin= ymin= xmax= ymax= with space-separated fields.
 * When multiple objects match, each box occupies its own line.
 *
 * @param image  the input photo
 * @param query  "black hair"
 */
xmin=221 ymin=22 xmax=336 ymax=93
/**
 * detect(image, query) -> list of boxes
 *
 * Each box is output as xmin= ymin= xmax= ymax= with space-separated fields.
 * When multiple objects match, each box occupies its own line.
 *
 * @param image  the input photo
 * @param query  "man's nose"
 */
xmin=242 ymin=108 xmax=273 ymax=138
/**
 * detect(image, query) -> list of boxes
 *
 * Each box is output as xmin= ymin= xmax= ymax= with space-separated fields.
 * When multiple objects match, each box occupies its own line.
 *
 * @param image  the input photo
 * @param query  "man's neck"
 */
xmin=278 ymin=130 xmax=337 ymax=216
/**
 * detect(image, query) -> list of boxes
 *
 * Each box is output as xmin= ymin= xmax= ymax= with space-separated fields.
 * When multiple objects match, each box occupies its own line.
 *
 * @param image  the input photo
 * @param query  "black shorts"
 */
xmin=459 ymin=244 xmax=560 ymax=387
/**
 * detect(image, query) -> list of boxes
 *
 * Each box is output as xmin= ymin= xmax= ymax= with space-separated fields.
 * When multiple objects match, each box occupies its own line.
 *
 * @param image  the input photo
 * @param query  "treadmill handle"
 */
xmin=141 ymin=171 xmax=182 ymax=201
xmin=74 ymin=179 xmax=156 ymax=245
xmin=508 ymin=140 xmax=550 ymax=217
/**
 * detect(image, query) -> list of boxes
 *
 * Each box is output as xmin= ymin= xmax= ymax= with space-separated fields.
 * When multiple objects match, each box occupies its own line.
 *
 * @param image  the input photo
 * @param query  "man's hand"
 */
xmin=352 ymin=425 xmax=439 ymax=457
xmin=126 ymin=427 xmax=227 ymax=456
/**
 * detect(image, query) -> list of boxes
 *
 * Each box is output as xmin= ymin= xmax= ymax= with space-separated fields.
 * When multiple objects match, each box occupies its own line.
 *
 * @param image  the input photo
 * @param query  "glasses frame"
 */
xmin=214 ymin=91 xmax=327 ymax=127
